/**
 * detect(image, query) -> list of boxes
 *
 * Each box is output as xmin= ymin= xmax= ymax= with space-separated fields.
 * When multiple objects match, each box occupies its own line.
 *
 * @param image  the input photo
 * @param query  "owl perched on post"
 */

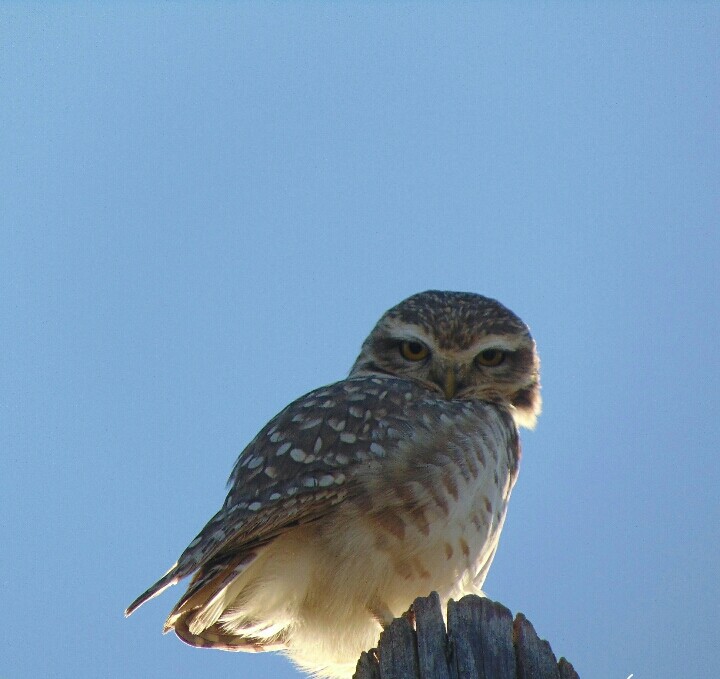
xmin=126 ymin=291 xmax=541 ymax=678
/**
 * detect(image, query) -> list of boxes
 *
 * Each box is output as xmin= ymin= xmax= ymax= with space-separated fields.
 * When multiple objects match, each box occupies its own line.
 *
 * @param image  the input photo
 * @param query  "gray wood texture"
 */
xmin=355 ymin=650 xmax=381 ymax=679
xmin=557 ymin=658 xmax=581 ymax=679
xmin=513 ymin=612 xmax=560 ymax=679
xmin=414 ymin=592 xmax=451 ymax=679
xmin=378 ymin=616 xmax=420 ymax=678
xmin=447 ymin=595 xmax=516 ymax=679
xmin=353 ymin=593 xmax=579 ymax=679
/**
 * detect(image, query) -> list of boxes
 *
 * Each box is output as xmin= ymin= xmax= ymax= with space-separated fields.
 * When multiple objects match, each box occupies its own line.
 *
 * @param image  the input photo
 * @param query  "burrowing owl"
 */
xmin=126 ymin=290 xmax=541 ymax=678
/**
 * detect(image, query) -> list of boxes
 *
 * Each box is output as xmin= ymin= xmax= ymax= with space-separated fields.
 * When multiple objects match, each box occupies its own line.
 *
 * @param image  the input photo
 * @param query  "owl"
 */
xmin=126 ymin=291 xmax=541 ymax=678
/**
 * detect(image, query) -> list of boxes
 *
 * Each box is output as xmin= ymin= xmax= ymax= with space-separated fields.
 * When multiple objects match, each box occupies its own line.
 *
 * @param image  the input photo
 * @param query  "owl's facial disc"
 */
xmin=348 ymin=291 xmax=541 ymax=428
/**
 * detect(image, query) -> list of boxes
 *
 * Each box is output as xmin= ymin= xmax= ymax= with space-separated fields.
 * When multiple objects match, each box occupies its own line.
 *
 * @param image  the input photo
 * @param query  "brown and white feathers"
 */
xmin=126 ymin=290 xmax=541 ymax=678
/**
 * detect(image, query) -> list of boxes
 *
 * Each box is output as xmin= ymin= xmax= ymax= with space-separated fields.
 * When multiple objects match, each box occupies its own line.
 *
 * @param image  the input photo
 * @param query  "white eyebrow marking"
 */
xmin=388 ymin=323 xmax=434 ymax=345
xmin=472 ymin=335 xmax=526 ymax=352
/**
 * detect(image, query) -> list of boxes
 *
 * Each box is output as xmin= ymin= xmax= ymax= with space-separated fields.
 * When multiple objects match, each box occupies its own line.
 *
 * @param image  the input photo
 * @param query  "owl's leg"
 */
xmin=368 ymin=601 xmax=416 ymax=628
xmin=368 ymin=600 xmax=395 ymax=629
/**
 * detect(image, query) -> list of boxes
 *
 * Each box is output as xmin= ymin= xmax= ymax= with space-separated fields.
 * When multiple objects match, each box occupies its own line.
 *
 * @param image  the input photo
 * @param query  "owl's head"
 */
xmin=350 ymin=290 xmax=541 ymax=429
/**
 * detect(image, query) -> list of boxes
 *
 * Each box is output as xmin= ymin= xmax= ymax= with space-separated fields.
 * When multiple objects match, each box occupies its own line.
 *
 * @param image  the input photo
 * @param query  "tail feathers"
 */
xmin=163 ymin=549 xmax=288 ymax=653
xmin=163 ymin=550 xmax=258 ymax=631
xmin=125 ymin=509 xmax=237 ymax=619
xmin=125 ymin=562 xmax=183 ymax=617
xmin=172 ymin=614 xmax=287 ymax=653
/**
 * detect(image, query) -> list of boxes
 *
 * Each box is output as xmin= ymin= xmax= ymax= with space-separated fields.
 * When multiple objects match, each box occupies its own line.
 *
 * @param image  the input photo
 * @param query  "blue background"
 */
xmin=2 ymin=4 xmax=718 ymax=678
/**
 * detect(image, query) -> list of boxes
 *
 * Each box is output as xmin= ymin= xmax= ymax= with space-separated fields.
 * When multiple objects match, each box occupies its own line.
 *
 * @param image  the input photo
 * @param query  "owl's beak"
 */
xmin=443 ymin=368 xmax=456 ymax=400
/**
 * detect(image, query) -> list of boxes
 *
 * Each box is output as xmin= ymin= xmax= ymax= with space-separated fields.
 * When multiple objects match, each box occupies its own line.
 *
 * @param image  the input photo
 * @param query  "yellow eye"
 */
xmin=476 ymin=348 xmax=506 ymax=367
xmin=399 ymin=340 xmax=430 ymax=361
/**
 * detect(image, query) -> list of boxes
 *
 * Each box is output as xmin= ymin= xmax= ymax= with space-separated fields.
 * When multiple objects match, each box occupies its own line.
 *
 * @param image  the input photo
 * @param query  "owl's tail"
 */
xmin=125 ymin=508 xmax=241 ymax=619
xmin=161 ymin=549 xmax=290 ymax=652
xmin=172 ymin=614 xmax=287 ymax=653
xmin=124 ymin=563 xmax=183 ymax=617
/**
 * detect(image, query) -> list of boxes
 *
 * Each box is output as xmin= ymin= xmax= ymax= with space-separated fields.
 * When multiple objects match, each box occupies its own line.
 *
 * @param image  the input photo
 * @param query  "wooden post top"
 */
xmin=354 ymin=593 xmax=579 ymax=679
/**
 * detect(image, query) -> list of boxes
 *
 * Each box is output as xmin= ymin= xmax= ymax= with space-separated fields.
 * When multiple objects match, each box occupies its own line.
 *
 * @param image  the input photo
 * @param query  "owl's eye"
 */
xmin=399 ymin=340 xmax=430 ymax=361
xmin=476 ymin=348 xmax=506 ymax=367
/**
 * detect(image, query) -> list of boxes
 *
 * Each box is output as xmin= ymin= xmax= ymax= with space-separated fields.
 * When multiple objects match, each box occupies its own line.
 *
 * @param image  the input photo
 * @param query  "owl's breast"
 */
xmin=327 ymin=400 xmax=520 ymax=614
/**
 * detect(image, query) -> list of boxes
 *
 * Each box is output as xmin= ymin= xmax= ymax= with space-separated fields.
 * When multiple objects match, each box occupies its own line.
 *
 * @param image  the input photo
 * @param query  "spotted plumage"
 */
xmin=126 ymin=291 xmax=541 ymax=678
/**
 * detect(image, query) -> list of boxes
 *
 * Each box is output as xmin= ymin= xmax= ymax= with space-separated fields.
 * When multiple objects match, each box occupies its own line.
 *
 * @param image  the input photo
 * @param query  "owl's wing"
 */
xmin=126 ymin=374 xmax=519 ymax=646
xmin=125 ymin=376 xmax=417 ymax=620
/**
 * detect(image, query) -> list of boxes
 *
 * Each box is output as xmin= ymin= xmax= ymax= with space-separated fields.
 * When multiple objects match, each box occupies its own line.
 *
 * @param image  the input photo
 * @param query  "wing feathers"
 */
xmin=173 ymin=614 xmax=286 ymax=652
xmin=164 ymin=550 xmax=259 ymax=631
xmin=124 ymin=563 xmax=181 ymax=617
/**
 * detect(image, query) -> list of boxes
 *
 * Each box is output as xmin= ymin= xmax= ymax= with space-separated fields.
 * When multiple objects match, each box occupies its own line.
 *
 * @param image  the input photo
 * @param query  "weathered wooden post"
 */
xmin=354 ymin=592 xmax=579 ymax=679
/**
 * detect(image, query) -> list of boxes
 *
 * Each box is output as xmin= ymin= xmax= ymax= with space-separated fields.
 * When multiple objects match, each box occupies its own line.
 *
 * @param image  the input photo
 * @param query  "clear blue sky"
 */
xmin=2 ymin=4 xmax=718 ymax=678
